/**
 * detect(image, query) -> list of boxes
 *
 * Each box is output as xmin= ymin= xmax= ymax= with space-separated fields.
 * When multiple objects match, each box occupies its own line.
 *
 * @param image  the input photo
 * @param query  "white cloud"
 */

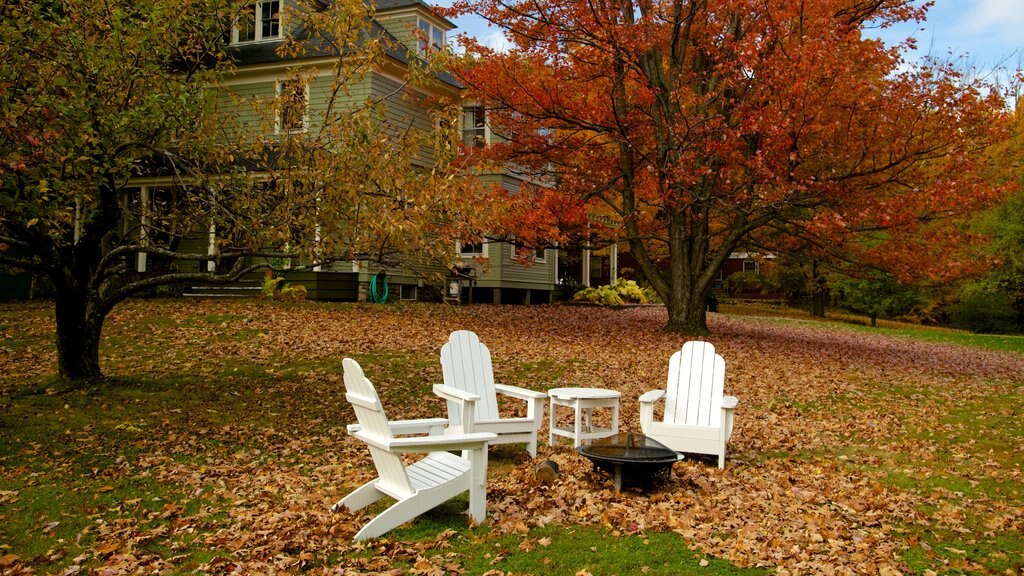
xmin=961 ymin=0 xmax=1024 ymax=43
xmin=481 ymin=28 xmax=513 ymax=53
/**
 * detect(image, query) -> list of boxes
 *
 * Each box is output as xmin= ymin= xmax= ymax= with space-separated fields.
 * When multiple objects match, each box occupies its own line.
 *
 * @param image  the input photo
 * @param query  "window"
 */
xmin=458 ymin=237 xmax=485 ymax=258
xmin=400 ymin=284 xmax=417 ymax=301
xmin=417 ymin=18 xmax=445 ymax=53
xmin=233 ymin=1 xmax=281 ymax=44
xmin=278 ymin=79 xmax=307 ymax=133
xmin=512 ymin=241 xmax=546 ymax=263
xmin=742 ymin=259 xmax=759 ymax=274
xmin=458 ymin=240 xmax=485 ymax=257
xmin=462 ymin=106 xmax=487 ymax=148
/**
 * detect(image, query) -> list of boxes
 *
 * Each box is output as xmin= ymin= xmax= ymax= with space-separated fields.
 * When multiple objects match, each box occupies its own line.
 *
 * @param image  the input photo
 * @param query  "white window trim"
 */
xmin=231 ymin=0 xmax=283 ymax=45
xmin=461 ymin=104 xmax=491 ymax=148
xmin=417 ymin=17 xmax=446 ymax=54
xmin=399 ymin=284 xmax=417 ymax=301
xmin=275 ymin=78 xmax=309 ymax=134
xmin=742 ymin=259 xmax=759 ymax=274
xmin=511 ymin=241 xmax=546 ymax=263
xmin=457 ymin=239 xmax=488 ymax=259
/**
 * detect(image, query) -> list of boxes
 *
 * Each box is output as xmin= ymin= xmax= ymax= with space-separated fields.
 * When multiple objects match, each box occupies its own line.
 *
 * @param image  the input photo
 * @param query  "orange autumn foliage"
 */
xmin=444 ymin=0 xmax=1014 ymax=330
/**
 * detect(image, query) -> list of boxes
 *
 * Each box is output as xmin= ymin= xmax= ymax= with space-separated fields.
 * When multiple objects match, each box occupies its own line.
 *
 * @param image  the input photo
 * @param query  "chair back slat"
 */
xmin=665 ymin=341 xmax=725 ymax=427
xmin=440 ymin=331 xmax=501 ymax=422
xmin=343 ymin=358 xmax=414 ymax=497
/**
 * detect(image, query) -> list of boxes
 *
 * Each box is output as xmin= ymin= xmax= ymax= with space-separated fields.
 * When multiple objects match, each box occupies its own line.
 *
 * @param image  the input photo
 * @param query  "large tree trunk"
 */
xmin=54 ymin=286 xmax=104 ymax=380
xmin=664 ymin=289 xmax=710 ymax=334
xmin=811 ymin=260 xmax=827 ymax=317
xmin=662 ymin=213 xmax=711 ymax=334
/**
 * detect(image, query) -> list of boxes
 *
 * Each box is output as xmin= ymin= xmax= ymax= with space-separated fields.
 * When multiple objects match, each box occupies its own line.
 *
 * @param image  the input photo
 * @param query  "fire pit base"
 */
xmin=575 ymin=432 xmax=682 ymax=491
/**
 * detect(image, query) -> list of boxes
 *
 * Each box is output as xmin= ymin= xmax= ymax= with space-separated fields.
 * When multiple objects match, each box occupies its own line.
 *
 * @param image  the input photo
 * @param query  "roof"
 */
xmin=374 ymin=0 xmax=456 ymax=28
xmin=375 ymin=0 xmax=425 ymax=9
xmin=228 ymin=6 xmax=460 ymax=88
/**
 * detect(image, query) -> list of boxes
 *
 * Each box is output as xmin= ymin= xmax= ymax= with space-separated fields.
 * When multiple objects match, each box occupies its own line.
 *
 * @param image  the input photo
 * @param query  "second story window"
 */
xmin=234 ymin=1 xmax=281 ymax=44
xmin=417 ymin=18 xmax=446 ymax=53
xmin=278 ymin=79 xmax=307 ymax=133
xmin=512 ymin=243 xmax=546 ymax=263
xmin=458 ymin=240 xmax=485 ymax=258
xmin=462 ymin=106 xmax=487 ymax=148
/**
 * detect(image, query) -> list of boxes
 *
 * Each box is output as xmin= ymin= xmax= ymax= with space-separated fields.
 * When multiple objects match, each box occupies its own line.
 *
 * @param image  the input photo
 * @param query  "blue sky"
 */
xmin=442 ymin=0 xmax=1023 ymax=72
xmin=869 ymin=0 xmax=1023 ymax=71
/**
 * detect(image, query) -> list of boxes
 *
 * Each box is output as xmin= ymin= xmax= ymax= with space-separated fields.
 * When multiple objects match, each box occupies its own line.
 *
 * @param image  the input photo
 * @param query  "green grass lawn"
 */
xmin=1 ymin=299 xmax=1021 ymax=574
xmin=720 ymin=300 xmax=1024 ymax=353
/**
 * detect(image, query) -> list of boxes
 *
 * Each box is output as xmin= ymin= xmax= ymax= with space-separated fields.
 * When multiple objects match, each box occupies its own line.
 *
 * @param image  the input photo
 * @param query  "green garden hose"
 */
xmin=370 ymin=271 xmax=389 ymax=303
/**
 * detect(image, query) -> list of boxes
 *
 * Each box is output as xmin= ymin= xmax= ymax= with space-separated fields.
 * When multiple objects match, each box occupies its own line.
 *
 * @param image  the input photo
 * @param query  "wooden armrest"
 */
xmin=347 ymin=418 xmax=450 ymax=436
xmin=639 ymin=389 xmax=666 ymax=404
xmin=432 ymin=384 xmax=481 ymax=403
xmin=433 ymin=384 xmax=479 ymax=432
xmin=494 ymin=383 xmax=547 ymax=401
xmin=353 ymin=430 xmax=496 ymax=453
xmin=722 ymin=395 xmax=738 ymax=410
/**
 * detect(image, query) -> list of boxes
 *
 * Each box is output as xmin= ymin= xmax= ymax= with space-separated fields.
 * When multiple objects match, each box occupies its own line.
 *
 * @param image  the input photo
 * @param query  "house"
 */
xmin=122 ymin=0 xmax=559 ymax=304
xmin=713 ymin=252 xmax=783 ymax=299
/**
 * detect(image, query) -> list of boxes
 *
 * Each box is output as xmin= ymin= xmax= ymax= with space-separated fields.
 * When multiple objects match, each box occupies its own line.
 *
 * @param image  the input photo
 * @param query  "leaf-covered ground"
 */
xmin=0 ymin=300 xmax=1021 ymax=575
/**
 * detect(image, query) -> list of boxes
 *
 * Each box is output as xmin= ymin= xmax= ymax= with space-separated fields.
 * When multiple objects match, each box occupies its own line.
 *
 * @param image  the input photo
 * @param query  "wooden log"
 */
xmin=534 ymin=459 xmax=560 ymax=486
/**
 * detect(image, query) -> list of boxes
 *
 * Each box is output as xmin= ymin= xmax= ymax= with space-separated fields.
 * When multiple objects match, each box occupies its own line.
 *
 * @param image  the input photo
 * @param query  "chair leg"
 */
xmin=717 ymin=452 xmax=725 ymax=469
xmin=526 ymin=434 xmax=537 ymax=459
xmin=548 ymin=398 xmax=556 ymax=446
xmin=467 ymin=446 xmax=488 ymax=524
xmin=332 ymin=481 xmax=385 ymax=513
xmin=352 ymin=496 xmax=424 ymax=541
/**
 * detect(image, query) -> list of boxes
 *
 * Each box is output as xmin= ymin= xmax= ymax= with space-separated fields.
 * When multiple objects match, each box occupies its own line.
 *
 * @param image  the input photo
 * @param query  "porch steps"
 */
xmin=185 ymin=280 xmax=262 ymax=298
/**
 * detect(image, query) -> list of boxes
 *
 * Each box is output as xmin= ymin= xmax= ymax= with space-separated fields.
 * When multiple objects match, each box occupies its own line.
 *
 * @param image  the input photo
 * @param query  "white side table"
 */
xmin=548 ymin=387 xmax=621 ymax=447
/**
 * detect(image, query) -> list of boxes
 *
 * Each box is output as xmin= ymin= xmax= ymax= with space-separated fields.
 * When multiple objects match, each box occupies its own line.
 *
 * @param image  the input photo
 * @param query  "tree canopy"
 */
xmin=445 ymin=0 xmax=1015 ymax=332
xmin=0 ymin=0 xmax=491 ymax=379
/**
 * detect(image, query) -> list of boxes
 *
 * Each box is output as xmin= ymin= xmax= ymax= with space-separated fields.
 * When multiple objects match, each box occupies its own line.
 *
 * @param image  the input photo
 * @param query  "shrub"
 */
xmin=951 ymin=291 xmax=1019 ymax=334
xmin=572 ymin=278 xmax=655 ymax=305
xmin=261 ymin=273 xmax=308 ymax=302
xmin=837 ymin=277 xmax=920 ymax=327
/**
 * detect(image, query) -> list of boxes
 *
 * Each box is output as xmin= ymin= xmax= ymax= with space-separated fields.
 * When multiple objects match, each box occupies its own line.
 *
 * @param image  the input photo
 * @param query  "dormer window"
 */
xmin=417 ymin=18 xmax=445 ymax=53
xmin=233 ymin=1 xmax=281 ymax=44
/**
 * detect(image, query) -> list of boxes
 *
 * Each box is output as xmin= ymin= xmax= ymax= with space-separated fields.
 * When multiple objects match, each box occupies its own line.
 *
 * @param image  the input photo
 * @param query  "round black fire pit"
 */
xmin=576 ymin=432 xmax=683 ymax=491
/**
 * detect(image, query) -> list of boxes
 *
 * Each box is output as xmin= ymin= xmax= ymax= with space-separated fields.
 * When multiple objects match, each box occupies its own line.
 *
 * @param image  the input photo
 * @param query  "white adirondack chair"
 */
xmin=639 ymin=341 xmax=738 ymax=468
xmin=434 ymin=330 xmax=547 ymax=458
xmin=331 ymin=358 xmax=497 ymax=541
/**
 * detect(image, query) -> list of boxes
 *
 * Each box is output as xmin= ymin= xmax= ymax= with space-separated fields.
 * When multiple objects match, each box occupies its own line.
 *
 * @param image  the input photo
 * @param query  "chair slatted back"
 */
xmin=343 ymin=358 xmax=414 ymax=497
xmin=440 ymin=331 xmax=501 ymax=422
xmin=664 ymin=341 xmax=725 ymax=428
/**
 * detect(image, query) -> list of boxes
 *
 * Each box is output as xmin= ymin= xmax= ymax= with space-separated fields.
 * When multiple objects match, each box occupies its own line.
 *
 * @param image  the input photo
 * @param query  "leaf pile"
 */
xmin=0 ymin=300 xmax=1021 ymax=574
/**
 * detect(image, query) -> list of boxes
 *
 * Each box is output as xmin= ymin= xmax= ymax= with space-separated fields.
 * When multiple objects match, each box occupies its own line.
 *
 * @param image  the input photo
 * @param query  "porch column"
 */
xmin=137 ymin=186 xmax=149 ymax=273
xmin=582 ymin=247 xmax=591 ymax=287
xmin=553 ymin=247 xmax=559 ymax=285
xmin=313 ymin=233 xmax=322 ymax=271
xmin=207 ymin=218 xmax=216 ymax=273
xmin=610 ymin=243 xmax=618 ymax=283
